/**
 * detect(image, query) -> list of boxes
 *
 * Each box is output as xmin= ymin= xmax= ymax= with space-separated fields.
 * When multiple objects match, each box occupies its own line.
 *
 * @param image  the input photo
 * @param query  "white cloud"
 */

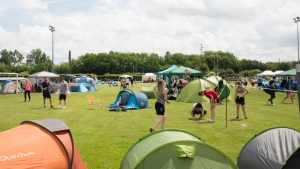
xmin=0 ymin=0 xmax=300 ymax=65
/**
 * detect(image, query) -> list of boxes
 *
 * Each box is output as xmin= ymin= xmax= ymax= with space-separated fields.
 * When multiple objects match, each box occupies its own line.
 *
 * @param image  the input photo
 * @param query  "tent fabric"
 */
xmin=236 ymin=127 xmax=300 ymax=169
xmin=257 ymin=70 xmax=276 ymax=76
xmin=120 ymin=129 xmax=237 ymax=169
xmin=0 ymin=81 xmax=21 ymax=94
xmin=69 ymin=83 xmax=88 ymax=92
xmin=107 ymin=89 xmax=150 ymax=109
xmin=28 ymin=71 xmax=59 ymax=78
xmin=176 ymin=79 xmax=215 ymax=103
xmin=206 ymin=76 xmax=234 ymax=101
xmin=142 ymin=73 xmax=157 ymax=82
xmin=162 ymin=66 xmax=203 ymax=77
xmin=156 ymin=64 xmax=177 ymax=75
xmin=140 ymin=86 xmax=157 ymax=99
xmin=276 ymin=69 xmax=296 ymax=76
xmin=0 ymin=118 xmax=87 ymax=169
xmin=50 ymin=83 xmax=61 ymax=94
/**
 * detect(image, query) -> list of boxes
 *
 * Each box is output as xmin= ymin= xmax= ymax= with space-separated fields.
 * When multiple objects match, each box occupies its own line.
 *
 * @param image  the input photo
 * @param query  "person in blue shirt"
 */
xmin=281 ymin=76 xmax=294 ymax=104
xmin=257 ymin=76 xmax=262 ymax=90
xmin=40 ymin=77 xmax=53 ymax=108
xmin=292 ymin=77 xmax=297 ymax=91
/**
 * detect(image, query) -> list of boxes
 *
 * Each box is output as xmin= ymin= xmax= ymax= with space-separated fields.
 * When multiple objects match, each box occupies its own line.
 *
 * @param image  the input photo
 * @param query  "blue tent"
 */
xmin=107 ymin=89 xmax=150 ymax=110
xmin=69 ymin=83 xmax=88 ymax=92
xmin=1 ymin=80 xmax=12 ymax=87
xmin=156 ymin=64 xmax=177 ymax=75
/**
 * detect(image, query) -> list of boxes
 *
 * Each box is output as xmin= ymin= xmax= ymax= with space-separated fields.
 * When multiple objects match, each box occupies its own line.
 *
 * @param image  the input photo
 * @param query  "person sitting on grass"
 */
xmin=189 ymin=102 xmax=207 ymax=120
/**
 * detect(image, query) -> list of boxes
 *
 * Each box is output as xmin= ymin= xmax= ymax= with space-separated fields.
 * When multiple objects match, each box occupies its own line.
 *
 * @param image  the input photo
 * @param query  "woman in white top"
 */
xmin=189 ymin=102 xmax=207 ymax=120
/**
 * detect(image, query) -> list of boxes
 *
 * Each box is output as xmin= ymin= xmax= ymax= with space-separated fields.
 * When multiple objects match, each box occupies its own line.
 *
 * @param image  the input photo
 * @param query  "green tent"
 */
xmin=162 ymin=66 xmax=203 ymax=89
xmin=276 ymin=69 xmax=296 ymax=76
xmin=206 ymin=76 xmax=234 ymax=101
xmin=120 ymin=129 xmax=237 ymax=169
xmin=140 ymin=86 xmax=157 ymax=99
xmin=176 ymin=79 xmax=215 ymax=103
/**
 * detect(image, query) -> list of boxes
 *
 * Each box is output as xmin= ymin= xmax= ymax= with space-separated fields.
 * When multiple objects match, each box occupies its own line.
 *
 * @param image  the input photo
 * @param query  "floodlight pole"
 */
xmin=294 ymin=17 xmax=300 ymax=112
xmin=49 ymin=25 xmax=55 ymax=73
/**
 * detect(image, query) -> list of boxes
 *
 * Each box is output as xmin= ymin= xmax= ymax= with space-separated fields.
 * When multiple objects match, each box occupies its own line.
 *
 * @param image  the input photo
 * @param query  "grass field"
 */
xmin=0 ymin=82 xmax=300 ymax=169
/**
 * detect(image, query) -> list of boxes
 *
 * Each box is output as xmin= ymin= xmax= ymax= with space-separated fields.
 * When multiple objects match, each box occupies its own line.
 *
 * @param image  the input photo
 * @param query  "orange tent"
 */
xmin=0 ymin=119 xmax=87 ymax=169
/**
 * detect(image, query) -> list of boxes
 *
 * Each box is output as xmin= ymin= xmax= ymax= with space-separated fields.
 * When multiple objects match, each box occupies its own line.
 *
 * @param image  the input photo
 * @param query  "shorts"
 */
xmin=258 ymin=83 xmax=262 ymax=87
xmin=193 ymin=109 xmax=207 ymax=117
xmin=235 ymin=96 xmax=245 ymax=105
xmin=155 ymin=102 xmax=165 ymax=115
xmin=244 ymin=82 xmax=248 ymax=86
xmin=59 ymin=94 xmax=67 ymax=100
xmin=43 ymin=92 xmax=51 ymax=99
xmin=292 ymin=87 xmax=297 ymax=91
xmin=213 ymin=99 xmax=220 ymax=104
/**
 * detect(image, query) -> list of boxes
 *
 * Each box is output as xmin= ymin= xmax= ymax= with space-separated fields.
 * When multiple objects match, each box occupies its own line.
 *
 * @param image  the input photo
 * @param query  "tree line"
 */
xmin=0 ymin=48 xmax=298 ymax=77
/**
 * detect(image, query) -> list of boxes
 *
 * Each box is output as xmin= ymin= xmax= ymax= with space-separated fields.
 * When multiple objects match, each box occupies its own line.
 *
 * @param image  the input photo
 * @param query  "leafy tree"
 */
xmin=55 ymin=62 xmax=71 ymax=74
xmin=11 ymin=50 xmax=24 ymax=65
xmin=26 ymin=49 xmax=51 ymax=66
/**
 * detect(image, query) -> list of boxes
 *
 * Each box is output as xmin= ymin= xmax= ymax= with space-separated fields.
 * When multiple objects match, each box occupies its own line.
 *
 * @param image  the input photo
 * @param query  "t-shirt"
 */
xmin=269 ymin=80 xmax=275 ymax=89
xmin=204 ymin=90 xmax=219 ymax=99
xmin=257 ymin=77 xmax=262 ymax=83
xmin=60 ymin=82 xmax=68 ymax=94
xmin=41 ymin=82 xmax=50 ymax=93
xmin=293 ymin=79 xmax=297 ymax=89
xmin=192 ymin=103 xmax=205 ymax=112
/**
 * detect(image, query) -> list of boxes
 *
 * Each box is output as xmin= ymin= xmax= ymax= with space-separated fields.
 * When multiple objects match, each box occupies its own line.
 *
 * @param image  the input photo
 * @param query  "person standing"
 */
xmin=189 ymin=102 xmax=207 ymax=120
xmin=257 ymin=76 xmax=262 ymax=90
xmin=41 ymin=77 xmax=53 ymax=108
xmin=266 ymin=76 xmax=276 ymax=106
xmin=130 ymin=78 xmax=134 ymax=87
xmin=24 ymin=79 xmax=31 ymax=102
xmin=234 ymin=81 xmax=250 ymax=119
xmin=150 ymin=80 xmax=170 ymax=132
xmin=215 ymin=76 xmax=225 ymax=104
xmin=281 ymin=76 xmax=294 ymax=104
xmin=198 ymin=89 xmax=219 ymax=122
xmin=58 ymin=78 xmax=68 ymax=108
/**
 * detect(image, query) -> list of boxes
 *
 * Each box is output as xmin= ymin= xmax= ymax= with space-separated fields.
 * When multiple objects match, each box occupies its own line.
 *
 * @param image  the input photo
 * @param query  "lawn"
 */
xmin=0 ymin=82 xmax=299 ymax=169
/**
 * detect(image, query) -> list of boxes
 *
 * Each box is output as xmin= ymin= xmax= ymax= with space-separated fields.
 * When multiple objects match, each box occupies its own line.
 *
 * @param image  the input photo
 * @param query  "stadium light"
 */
xmin=49 ymin=25 xmax=55 ymax=73
xmin=294 ymin=17 xmax=300 ymax=63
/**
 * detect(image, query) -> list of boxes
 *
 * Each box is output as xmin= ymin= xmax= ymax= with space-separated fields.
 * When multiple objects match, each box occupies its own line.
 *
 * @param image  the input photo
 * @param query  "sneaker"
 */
xmin=63 ymin=106 xmax=66 ymax=109
xmin=149 ymin=128 xmax=155 ymax=133
xmin=58 ymin=105 xmax=62 ymax=108
xmin=245 ymin=117 xmax=248 ymax=119
xmin=208 ymin=119 xmax=215 ymax=123
xmin=24 ymin=100 xmax=26 ymax=102
xmin=236 ymin=116 xmax=239 ymax=119
xmin=271 ymin=104 xmax=275 ymax=106
xmin=44 ymin=106 xmax=46 ymax=108
xmin=51 ymin=105 xmax=53 ymax=108
xmin=266 ymin=100 xmax=270 ymax=105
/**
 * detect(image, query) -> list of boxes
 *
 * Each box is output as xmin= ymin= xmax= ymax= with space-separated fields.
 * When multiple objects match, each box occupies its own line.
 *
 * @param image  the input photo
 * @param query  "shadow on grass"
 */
xmin=229 ymin=118 xmax=246 ymax=121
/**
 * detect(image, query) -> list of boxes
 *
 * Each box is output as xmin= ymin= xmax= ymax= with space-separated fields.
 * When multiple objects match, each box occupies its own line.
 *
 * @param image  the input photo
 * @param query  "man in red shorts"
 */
xmin=198 ymin=89 xmax=220 ymax=122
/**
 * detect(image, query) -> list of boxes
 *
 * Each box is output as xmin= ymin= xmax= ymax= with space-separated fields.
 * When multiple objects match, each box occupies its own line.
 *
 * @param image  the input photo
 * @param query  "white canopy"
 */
xmin=257 ymin=70 xmax=276 ymax=77
xmin=142 ymin=73 xmax=156 ymax=81
xmin=118 ymin=75 xmax=133 ymax=81
xmin=28 ymin=71 xmax=59 ymax=78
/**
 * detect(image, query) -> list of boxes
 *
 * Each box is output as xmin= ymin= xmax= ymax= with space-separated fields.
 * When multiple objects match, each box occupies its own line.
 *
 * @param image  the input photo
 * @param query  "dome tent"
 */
xmin=175 ymin=79 xmax=215 ymax=103
xmin=120 ymin=129 xmax=237 ymax=169
xmin=107 ymin=89 xmax=150 ymax=109
xmin=236 ymin=127 xmax=300 ymax=169
xmin=0 ymin=118 xmax=87 ymax=169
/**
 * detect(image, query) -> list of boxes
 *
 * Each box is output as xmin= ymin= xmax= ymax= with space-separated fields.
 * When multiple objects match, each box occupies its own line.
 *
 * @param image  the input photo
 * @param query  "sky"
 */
xmin=0 ymin=0 xmax=300 ymax=64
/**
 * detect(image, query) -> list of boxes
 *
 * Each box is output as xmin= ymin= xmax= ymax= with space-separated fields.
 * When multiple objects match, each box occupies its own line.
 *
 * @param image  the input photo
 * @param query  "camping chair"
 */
xmin=87 ymin=95 xmax=101 ymax=109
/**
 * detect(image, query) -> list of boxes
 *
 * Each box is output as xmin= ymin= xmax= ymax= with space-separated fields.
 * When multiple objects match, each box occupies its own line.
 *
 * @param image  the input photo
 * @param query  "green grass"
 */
xmin=1 ymin=83 xmax=300 ymax=169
